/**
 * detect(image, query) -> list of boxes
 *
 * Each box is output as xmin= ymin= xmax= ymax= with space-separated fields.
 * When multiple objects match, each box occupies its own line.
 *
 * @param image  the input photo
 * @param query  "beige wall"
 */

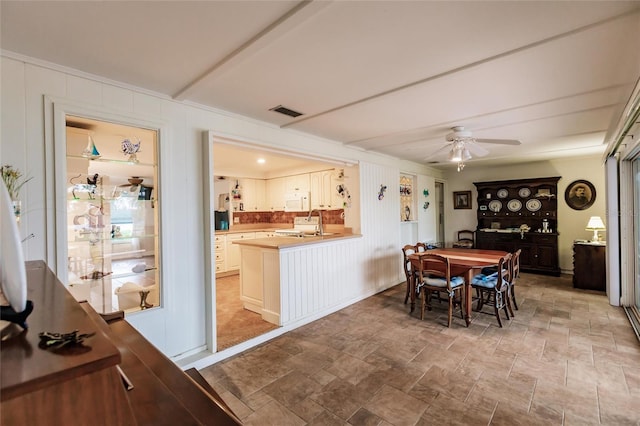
xmin=442 ymin=155 xmax=606 ymax=273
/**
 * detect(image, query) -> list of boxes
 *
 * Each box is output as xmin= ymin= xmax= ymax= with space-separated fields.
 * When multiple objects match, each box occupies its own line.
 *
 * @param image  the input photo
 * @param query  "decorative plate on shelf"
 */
xmin=497 ymin=188 xmax=509 ymax=199
xmin=526 ymin=199 xmax=542 ymax=212
xmin=507 ymin=199 xmax=522 ymax=212
xmin=518 ymin=187 xmax=531 ymax=198
xmin=488 ymin=200 xmax=502 ymax=212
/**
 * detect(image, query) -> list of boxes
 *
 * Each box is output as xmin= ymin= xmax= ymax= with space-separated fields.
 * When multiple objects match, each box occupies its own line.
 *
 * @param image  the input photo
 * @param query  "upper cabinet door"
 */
xmin=266 ymin=177 xmax=286 ymax=211
xmin=285 ymin=174 xmax=310 ymax=193
xmin=310 ymin=170 xmax=337 ymax=209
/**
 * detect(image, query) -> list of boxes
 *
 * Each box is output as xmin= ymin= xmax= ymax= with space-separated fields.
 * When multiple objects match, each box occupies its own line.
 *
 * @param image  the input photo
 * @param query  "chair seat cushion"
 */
xmin=424 ymin=275 xmax=464 ymax=288
xmin=452 ymin=241 xmax=473 ymax=248
xmin=480 ymin=266 xmax=498 ymax=275
xmin=472 ymin=272 xmax=510 ymax=289
xmin=471 ymin=272 xmax=498 ymax=288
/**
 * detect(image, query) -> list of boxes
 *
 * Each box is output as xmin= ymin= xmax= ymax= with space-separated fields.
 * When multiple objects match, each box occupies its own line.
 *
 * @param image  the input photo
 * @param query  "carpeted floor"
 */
xmin=216 ymin=274 xmax=279 ymax=351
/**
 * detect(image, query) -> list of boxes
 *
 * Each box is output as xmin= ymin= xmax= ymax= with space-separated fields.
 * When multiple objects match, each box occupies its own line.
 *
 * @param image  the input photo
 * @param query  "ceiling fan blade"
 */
xmin=466 ymin=143 xmax=489 ymax=157
xmin=476 ymin=138 xmax=521 ymax=146
xmin=423 ymin=144 xmax=451 ymax=160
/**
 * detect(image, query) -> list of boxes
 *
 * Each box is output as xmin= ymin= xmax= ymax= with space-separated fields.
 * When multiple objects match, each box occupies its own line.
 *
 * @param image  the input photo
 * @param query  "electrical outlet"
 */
xmin=234 ymin=217 xmax=239 ymax=223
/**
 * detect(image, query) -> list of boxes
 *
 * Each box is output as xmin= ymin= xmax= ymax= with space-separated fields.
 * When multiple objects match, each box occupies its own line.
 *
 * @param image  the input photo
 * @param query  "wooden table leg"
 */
xmin=464 ymin=270 xmax=473 ymax=326
xmin=410 ymin=272 xmax=416 ymax=313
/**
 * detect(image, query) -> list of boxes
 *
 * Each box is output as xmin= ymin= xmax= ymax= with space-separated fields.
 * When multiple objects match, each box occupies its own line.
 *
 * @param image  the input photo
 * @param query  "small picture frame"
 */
xmin=453 ymin=191 xmax=472 ymax=209
xmin=565 ymin=179 xmax=596 ymax=210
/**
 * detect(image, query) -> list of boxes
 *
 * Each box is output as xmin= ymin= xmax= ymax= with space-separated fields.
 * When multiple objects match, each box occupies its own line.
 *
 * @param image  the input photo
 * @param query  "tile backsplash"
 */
xmin=232 ymin=209 xmax=344 ymax=225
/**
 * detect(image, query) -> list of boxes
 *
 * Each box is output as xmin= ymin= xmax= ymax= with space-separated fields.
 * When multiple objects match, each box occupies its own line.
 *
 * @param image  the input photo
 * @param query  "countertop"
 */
xmin=215 ymin=228 xmax=280 ymax=235
xmin=233 ymin=233 xmax=361 ymax=249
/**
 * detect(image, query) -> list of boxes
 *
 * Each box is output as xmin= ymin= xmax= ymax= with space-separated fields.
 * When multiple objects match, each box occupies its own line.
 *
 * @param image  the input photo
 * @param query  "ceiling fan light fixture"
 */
xmin=448 ymin=147 xmax=462 ymax=162
xmin=447 ymin=140 xmax=472 ymax=172
xmin=462 ymin=147 xmax=472 ymax=161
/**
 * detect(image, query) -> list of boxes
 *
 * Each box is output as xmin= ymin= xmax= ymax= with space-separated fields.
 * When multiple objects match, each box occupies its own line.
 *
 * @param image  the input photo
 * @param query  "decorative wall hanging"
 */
xmin=336 ymin=183 xmax=352 ymax=208
xmin=565 ymin=179 xmax=596 ymax=210
xmin=378 ymin=185 xmax=387 ymax=200
xmin=423 ymin=188 xmax=430 ymax=210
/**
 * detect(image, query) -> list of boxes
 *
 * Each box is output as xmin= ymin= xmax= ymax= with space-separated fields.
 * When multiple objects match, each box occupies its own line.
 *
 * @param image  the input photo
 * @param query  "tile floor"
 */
xmin=200 ymin=273 xmax=640 ymax=425
xmin=217 ymin=274 xmax=278 ymax=350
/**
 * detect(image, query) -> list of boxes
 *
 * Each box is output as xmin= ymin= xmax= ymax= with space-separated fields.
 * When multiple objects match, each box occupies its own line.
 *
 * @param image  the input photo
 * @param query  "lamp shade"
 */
xmin=585 ymin=216 xmax=605 ymax=230
xmin=586 ymin=216 xmax=605 ymax=241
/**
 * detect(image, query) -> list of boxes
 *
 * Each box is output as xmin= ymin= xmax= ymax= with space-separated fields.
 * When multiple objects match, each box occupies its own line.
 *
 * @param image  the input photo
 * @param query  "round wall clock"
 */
xmin=518 ymin=187 xmax=531 ymax=198
xmin=507 ymin=199 xmax=522 ymax=212
xmin=497 ymin=188 xmax=509 ymax=198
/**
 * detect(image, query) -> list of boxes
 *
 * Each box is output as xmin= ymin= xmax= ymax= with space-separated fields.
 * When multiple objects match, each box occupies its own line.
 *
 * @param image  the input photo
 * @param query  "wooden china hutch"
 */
xmin=473 ymin=177 xmax=561 ymax=276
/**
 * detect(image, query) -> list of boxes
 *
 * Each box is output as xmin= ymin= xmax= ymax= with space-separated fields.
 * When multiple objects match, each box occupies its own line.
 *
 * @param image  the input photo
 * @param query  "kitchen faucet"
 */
xmin=307 ymin=209 xmax=324 ymax=236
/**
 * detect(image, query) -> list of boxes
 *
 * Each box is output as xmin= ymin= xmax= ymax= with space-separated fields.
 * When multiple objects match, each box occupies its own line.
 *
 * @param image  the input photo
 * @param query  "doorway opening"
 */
xmin=435 ymin=181 xmax=445 ymax=246
xmin=210 ymin=139 xmax=357 ymax=351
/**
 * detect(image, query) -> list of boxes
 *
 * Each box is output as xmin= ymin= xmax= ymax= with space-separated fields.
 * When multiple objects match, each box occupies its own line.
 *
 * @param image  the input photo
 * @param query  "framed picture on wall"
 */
xmin=565 ymin=179 xmax=596 ymax=210
xmin=453 ymin=191 xmax=472 ymax=209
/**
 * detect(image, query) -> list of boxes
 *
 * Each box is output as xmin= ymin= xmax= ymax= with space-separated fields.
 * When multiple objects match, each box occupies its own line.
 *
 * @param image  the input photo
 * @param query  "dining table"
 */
xmin=408 ymin=247 xmax=508 ymax=326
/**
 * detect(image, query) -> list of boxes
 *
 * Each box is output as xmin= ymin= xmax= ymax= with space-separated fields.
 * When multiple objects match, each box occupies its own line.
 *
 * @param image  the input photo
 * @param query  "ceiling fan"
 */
xmin=113 ymin=177 xmax=144 ymax=197
xmin=427 ymin=126 xmax=521 ymax=171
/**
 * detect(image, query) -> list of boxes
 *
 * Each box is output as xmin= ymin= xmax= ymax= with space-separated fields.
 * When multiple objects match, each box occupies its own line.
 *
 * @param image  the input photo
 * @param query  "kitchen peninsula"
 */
xmin=233 ymin=232 xmax=361 ymax=326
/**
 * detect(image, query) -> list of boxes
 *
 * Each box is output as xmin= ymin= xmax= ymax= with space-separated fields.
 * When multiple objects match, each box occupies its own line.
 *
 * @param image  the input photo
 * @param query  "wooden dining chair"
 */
xmin=413 ymin=253 xmax=465 ymax=327
xmin=510 ymin=249 xmax=521 ymax=310
xmin=401 ymin=244 xmax=418 ymax=304
xmin=416 ymin=242 xmax=427 ymax=252
xmin=452 ymin=230 xmax=475 ymax=248
xmin=471 ymin=253 xmax=513 ymax=327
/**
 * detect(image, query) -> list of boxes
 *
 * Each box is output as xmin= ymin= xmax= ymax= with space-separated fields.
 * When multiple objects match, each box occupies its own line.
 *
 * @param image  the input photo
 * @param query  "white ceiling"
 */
xmin=2 ymin=1 xmax=639 ymax=172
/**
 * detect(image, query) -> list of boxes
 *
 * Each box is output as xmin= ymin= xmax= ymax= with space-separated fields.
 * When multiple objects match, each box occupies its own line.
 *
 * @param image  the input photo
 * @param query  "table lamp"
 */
xmin=586 ymin=216 xmax=605 ymax=241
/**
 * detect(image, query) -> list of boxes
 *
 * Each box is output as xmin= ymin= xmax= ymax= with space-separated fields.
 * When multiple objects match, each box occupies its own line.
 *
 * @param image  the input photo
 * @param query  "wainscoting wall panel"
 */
xmin=279 ymin=238 xmax=362 ymax=326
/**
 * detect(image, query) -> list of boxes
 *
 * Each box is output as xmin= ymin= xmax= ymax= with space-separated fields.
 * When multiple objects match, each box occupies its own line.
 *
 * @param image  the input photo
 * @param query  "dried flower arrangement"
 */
xmin=1 ymin=165 xmax=32 ymax=200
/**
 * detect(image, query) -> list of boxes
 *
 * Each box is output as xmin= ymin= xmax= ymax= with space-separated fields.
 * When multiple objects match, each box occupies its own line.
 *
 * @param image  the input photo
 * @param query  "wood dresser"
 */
xmin=573 ymin=242 xmax=606 ymax=291
xmin=1 ymin=260 xmax=241 ymax=425
xmin=474 ymin=177 xmax=561 ymax=276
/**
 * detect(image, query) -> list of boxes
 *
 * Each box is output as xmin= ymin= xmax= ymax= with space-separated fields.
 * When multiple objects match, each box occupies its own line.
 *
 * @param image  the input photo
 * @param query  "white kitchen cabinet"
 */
xmin=266 ymin=177 xmax=286 ymax=211
xmin=255 ymin=231 xmax=276 ymax=238
xmin=310 ymin=170 xmax=341 ymax=209
xmin=226 ymin=232 xmax=256 ymax=271
xmin=238 ymin=178 xmax=266 ymax=211
xmin=284 ymin=174 xmax=310 ymax=193
xmin=214 ymin=234 xmax=226 ymax=273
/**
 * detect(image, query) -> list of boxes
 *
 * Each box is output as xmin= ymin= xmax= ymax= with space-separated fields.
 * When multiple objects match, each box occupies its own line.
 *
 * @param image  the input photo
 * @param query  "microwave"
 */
xmin=284 ymin=192 xmax=310 ymax=212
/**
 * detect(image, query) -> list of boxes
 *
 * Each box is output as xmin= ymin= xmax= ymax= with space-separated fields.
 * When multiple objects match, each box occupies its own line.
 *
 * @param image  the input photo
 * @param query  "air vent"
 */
xmin=269 ymin=105 xmax=303 ymax=118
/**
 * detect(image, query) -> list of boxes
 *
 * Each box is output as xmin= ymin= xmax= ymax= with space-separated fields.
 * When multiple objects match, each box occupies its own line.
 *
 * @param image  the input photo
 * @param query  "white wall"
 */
xmin=442 ymin=156 xmax=606 ymax=273
xmin=1 ymin=54 xmax=441 ymax=360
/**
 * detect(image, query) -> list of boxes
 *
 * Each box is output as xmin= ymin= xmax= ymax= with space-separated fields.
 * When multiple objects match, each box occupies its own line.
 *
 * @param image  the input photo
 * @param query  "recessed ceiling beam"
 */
xmin=281 ymin=9 xmax=639 ymax=130
xmin=173 ymin=0 xmax=332 ymax=101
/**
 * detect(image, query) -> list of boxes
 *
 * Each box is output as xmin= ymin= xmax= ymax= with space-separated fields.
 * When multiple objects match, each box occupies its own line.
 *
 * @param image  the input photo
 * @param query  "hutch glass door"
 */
xmin=65 ymin=116 xmax=160 ymax=314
